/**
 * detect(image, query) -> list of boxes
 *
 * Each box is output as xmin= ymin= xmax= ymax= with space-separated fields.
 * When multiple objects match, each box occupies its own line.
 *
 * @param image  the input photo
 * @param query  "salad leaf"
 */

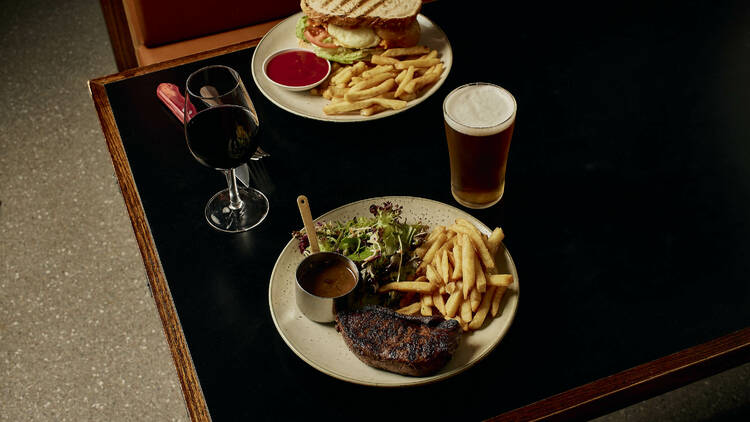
xmin=295 ymin=16 xmax=307 ymax=41
xmin=310 ymin=46 xmax=374 ymax=64
xmin=294 ymin=15 xmax=379 ymax=64
xmin=292 ymin=202 xmax=429 ymax=307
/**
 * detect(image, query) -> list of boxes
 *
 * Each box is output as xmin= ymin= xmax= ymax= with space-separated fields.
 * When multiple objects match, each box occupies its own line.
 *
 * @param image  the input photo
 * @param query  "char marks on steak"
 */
xmin=335 ymin=305 xmax=462 ymax=376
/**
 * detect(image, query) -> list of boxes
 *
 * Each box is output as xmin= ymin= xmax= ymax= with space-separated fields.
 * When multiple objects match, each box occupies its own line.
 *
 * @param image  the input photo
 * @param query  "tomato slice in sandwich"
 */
xmin=304 ymin=26 xmax=338 ymax=49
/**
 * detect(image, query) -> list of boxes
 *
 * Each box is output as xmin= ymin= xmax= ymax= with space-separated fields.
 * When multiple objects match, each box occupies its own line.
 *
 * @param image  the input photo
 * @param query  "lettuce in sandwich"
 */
xmin=296 ymin=16 xmax=383 ymax=64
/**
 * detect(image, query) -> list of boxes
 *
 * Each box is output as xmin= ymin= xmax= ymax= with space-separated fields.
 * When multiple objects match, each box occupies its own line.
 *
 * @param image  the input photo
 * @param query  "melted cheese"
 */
xmin=327 ymin=24 xmax=380 ymax=49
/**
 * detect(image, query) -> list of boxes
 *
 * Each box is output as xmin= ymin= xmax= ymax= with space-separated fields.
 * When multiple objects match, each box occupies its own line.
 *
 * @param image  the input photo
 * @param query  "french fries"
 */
xmin=322 ymin=97 xmax=407 ymax=115
xmin=395 ymin=58 xmax=442 ymax=70
xmin=397 ymin=302 xmax=421 ymax=315
xmin=345 ymin=78 xmax=396 ymax=102
xmin=468 ymin=286 xmax=496 ymax=330
xmin=445 ymin=281 xmax=463 ymax=318
xmin=488 ymin=274 xmax=514 ymax=287
xmin=381 ymin=45 xmax=432 ymax=57
xmin=461 ymin=233 xmax=475 ymax=300
xmin=310 ymin=46 xmax=445 ymax=116
xmin=379 ymin=279 xmax=436 ymax=294
xmin=329 ymin=61 xmax=367 ymax=86
xmin=432 ymin=291 xmax=447 ymax=315
xmin=419 ymin=231 xmax=446 ymax=270
xmin=421 ymin=294 xmax=433 ymax=316
xmin=395 ymin=65 xmax=415 ymax=98
xmin=400 ymin=219 xmax=513 ymax=331
xmin=450 ymin=220 xmax=496 ymax=272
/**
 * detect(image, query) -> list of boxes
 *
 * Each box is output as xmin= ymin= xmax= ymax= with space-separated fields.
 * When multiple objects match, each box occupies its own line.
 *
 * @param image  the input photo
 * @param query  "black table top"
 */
xmin=100 ymin=0 xmax=750 ymax=420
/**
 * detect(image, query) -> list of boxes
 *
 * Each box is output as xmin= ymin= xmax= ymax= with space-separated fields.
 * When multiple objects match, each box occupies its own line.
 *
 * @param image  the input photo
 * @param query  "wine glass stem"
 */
xmin=224 ymin=168 xmax=245 ymax=211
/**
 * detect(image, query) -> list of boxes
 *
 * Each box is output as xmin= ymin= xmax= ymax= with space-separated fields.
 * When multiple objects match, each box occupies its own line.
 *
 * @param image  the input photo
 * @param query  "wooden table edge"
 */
xmin=87 ymin=78 xmax=209 ymax=421
xmin=88 ymin=38 xmax=749 ymax=422
xmin=488 ymin=327 xmax=750 ymax=421
xmin=91 ymin=38 xmax=261 ymax=85
xmin=86 ymin=38 xmax=262 ymax=422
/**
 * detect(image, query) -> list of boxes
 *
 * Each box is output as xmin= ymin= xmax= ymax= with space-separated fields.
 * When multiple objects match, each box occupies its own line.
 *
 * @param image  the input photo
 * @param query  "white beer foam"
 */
xmin=444 ymin=83 xmax=516 ymax=136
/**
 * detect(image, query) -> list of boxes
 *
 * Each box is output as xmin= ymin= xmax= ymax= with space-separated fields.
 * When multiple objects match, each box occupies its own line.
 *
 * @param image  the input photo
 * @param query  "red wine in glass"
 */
xmin=184 ymin=65 xmax=269 ymax=232
xmin=186 ymin=105 xmax=259 ymax=170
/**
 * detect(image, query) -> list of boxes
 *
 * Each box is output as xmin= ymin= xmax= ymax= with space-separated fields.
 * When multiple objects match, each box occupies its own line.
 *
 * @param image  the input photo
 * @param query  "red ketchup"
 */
xmin=266 ymin=50 xmax=330 ymax=87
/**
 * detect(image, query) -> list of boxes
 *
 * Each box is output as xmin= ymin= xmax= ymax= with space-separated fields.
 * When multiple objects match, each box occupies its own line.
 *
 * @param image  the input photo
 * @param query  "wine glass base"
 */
xmin=204 ymin=187 xmax=269 ymax=233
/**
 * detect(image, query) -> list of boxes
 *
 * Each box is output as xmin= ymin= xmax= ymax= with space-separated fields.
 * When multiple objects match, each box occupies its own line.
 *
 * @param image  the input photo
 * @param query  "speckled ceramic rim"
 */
xmin=268 ymin=196 xmax=519 ymax=387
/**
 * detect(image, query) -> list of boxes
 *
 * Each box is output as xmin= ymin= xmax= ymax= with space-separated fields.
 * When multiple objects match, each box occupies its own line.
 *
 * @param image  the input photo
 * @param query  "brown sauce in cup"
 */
xmin=301 ymin=261 xmax=357 ymax=298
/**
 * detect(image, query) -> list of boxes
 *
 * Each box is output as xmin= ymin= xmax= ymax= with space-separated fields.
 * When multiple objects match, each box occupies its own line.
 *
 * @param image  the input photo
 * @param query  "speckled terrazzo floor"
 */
xmin=0 ymin=1 xmax=747 ymax=421
xmin=0 ymin=0 xmax=189 ymax=420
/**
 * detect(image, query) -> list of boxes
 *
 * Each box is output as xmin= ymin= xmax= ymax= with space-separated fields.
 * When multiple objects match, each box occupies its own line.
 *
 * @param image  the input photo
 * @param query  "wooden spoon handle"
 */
xmin=297 ymin=195 xmax=320 ymax=253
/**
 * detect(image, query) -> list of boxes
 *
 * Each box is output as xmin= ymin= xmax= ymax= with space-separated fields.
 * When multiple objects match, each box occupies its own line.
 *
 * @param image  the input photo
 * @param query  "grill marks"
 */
xmin=302 ymin=0 xmax=421 ymax=29
xmin=357 ymin=0 xmax=387 ymax=18
xmin=335 ymin=305 xmax=462 ymax=376
xmin=323 ymin=0 xmax=390 ymax=18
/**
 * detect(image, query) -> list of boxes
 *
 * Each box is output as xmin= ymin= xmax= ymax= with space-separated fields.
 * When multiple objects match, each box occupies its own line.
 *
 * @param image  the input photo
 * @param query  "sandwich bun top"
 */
xmin=300 ymin=0 xmax=422 ymax=30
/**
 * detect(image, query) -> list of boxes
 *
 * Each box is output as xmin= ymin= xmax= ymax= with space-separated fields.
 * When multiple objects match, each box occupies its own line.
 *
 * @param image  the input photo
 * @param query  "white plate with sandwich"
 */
xmin=251 ymin=0 xmax=452 ymax=122
xmin=268 ymin=196 xmax=519 ymax=387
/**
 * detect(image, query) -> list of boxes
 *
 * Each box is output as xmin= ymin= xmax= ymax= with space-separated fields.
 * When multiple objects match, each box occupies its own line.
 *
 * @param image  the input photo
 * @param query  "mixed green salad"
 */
xmin=293 ymin=202 xmax=429 ymax=307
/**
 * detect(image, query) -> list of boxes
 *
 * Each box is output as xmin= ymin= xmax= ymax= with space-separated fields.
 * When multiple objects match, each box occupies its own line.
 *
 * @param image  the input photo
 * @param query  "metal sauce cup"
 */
xmin=295 ymin=252 xmax=359 ymax=323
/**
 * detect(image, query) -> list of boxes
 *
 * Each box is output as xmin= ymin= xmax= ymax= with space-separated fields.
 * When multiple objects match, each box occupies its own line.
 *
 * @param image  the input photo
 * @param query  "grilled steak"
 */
xmin=335 ymin=305 xmax=462 ymax=376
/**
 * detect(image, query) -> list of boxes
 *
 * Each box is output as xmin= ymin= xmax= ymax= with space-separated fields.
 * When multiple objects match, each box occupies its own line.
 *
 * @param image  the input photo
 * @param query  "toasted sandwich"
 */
xmin=296 ymin=0 xmax=422 ymax=64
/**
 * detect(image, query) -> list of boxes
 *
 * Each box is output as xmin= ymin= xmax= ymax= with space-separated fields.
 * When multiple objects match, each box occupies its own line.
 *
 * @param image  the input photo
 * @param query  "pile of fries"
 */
xmin=378 ymin=218 xmax=513 ymax=332
xmin=310 ymin=45 xmax=444 ymax=116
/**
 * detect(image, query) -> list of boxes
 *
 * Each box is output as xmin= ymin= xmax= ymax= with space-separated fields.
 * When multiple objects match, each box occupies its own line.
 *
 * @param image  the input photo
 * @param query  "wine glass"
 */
xmin=184 ymin=65 xmax=269 ymax=233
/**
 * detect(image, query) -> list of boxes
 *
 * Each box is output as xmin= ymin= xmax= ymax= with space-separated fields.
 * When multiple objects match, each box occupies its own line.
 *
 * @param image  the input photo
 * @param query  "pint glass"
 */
xmin=443 ymin=83 xmax=517 ymax=209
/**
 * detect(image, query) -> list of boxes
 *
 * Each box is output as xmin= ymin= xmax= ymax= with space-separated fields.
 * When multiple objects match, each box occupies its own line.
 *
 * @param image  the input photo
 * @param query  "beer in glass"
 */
xmin=443 ymin=83 xmax=516 ymax=208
